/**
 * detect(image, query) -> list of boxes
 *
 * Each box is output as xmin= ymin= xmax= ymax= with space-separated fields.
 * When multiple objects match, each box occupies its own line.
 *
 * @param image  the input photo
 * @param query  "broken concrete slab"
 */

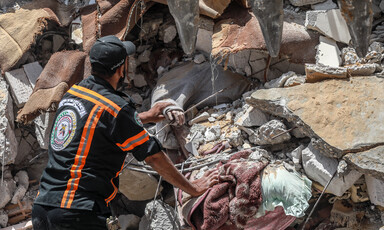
xmin=196 ymin=17 xmax=214 ymax=54
xmin=247 ymin=76 xmax=384 ymax=158
xmin=212 ymin=4 xmax=319 ymax=65
xmin=139 ymin=200 xmax=180 ymax=230
xmin=305 ymin=9 xmax=351 ymax=44
xmin=264 ymin=71 xmax=297 ymax=89
xmin=305 ymin=64 xmax=348 ymax=83
xmin=0 ymin=179 xmax=16 ymax=209
xmin=4 ymin=68 xmax=33 ymax=108
xmin=290 ymin=0 xmax=326 ymax=6
xmin=311 ymin=0 xmax=337 ymax=10
xmin=235 ymin=106 xmax=268 ymax=127
xmin=343 ymin=145 xmax=384 ymax=179
xmin=250 ymin=120 xmax=291 ymax=145
xmin=365 ymin=175 xmax=384 ymax=207
xmin=316 ymin=36 xmax=341 ymax=67
xmin=0 ymin=122 xmax=18 ymax=166
xmin=302 ymin=142 xmax=363 ymax=196
xmin=23 ymin=62 xmax=43 ymax=88
xmin=34 ymin=112 xmax=55 ymax=149
xmin=284 ymin=75 xmax=306 ymax=87
xmin=347 ymin=63 xmax=377 ymax=76
xmin=119 ymin=162 xmax=162 ymax=201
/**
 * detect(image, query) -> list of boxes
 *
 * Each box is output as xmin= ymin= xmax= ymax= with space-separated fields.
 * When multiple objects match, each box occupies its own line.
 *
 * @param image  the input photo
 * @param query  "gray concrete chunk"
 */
xmin=23 ymin=61 xmax=43 ymax=88
xmin=4 ymin=68 xmax=33 ymax=108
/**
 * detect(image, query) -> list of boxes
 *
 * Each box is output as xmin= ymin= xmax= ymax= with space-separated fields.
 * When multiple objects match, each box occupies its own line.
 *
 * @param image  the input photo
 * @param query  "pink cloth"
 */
xmin=187 ymin=150 xmax=268 ymax=230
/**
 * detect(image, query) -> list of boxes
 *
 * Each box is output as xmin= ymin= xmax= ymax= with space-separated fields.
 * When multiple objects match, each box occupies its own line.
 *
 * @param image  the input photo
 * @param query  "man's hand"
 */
xmin=138 ymin=102 xmax=172 ymax=124
xmin=145 ymin=151 xmax=219 ymax=197
xmin=189 ymin=169 xmax=219 ymax=197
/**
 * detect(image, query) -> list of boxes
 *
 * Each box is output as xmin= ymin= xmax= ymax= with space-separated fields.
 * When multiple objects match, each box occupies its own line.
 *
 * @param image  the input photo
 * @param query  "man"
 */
xmin=32 ymin=35 xmax=218 ymax=230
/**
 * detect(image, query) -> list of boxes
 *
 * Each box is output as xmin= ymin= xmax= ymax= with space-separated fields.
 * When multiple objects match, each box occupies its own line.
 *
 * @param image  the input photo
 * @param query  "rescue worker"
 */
xmin=32 ymin=35 xmax=219 ymax=230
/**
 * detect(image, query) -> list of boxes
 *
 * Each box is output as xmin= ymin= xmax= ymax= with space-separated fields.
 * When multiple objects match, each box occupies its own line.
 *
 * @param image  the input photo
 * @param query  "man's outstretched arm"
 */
xmin=145 ymin=151 xmax=219 ymax=197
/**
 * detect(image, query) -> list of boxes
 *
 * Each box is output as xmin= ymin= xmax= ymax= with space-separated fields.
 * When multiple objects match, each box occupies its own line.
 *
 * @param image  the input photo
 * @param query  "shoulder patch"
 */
xmin=59 ymin=99 xmax=86 ymax=117
xmin=134 ymin=111 xmax=143 ymax=127
xmin=50 ymin=109 xmax=77 ymax=151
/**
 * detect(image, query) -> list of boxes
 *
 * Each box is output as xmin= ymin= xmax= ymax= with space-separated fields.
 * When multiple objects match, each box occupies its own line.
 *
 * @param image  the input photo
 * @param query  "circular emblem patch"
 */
xmin=50 ymin=109 xmax=77 ymax=151
xmin=134 ymin=111 xmax=143 ymax=127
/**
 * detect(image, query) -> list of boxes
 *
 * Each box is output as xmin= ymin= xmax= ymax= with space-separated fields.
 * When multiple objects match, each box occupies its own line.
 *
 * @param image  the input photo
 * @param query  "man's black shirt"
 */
xmin=34 ymin=75 xmax=162 ymax=213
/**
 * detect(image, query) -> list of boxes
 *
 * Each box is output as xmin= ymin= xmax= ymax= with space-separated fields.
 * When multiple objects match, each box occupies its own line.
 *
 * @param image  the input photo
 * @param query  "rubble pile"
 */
xmin=1 ymin=0 xmax=384 ymax=229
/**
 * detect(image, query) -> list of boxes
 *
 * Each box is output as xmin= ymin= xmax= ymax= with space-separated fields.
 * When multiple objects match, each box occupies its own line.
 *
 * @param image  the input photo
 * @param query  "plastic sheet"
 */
xmin=168 ymin=0 xmax=199 ymax=55
xmin=338 ymin=0 xmax=373 ymax=58
xmin=249 ymin=0 xmax=284 ymax=57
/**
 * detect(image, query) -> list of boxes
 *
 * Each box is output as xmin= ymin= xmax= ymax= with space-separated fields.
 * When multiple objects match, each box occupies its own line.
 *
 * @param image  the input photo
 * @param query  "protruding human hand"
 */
xmin=189 ymin=168 xmax=219 ymax=197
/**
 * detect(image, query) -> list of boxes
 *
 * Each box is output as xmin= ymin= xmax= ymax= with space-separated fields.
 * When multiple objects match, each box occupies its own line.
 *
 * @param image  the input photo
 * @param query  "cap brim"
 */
xmin=122 ymin=41 xmax=136 ymax=55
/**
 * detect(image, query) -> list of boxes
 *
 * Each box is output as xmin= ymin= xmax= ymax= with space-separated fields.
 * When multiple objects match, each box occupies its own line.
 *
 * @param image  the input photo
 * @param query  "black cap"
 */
xmin=89 ymin=35 xmax=136 ymax=72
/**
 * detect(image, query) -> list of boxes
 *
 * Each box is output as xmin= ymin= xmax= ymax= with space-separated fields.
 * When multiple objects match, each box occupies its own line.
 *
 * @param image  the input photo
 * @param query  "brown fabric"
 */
xmin=0 ymin=8 xmax=59 ymax=73
xmin=17 ymin=82 xmax=69 ymax=123
xmin=212 ymin=4 xmax=319 ymax=64
xmin=16 ymin=51 xmax=89 ymax=123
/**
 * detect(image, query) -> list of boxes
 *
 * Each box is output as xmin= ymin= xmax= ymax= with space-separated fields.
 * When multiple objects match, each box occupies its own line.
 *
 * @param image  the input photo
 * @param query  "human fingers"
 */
xmin=167 ymin=111 xmax=174 ymax=121
xmin=173 ymin=111 xmax=181 ymax=125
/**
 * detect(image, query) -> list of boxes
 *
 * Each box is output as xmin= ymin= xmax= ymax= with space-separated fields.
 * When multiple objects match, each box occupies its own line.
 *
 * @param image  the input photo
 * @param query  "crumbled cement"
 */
xmin=139 ymin=200 xmax=180 ymax=230
xmin=305 ymin=64 xmax=348 ymax=83
xmin=204 ymin=125 xmax=221 ymax=142
xmin=347 ymin=64 xmax=376 ymax=76
xmin=227 ymin=129 xmax=243 ymax=147
xmin=341 ymin=47 xmax=361 ymax=65
xmin=284 ymin=75 xmax=306 ymax=87
xmin=264 ymin=71 xmax=297 ymax=89
xmin=188 ymin=112 xmax=210 ymax=125
xmin=250 ymin=120 xmax=291 ymax=145
xmin=0 ymin=210 xmax=8 ymax=228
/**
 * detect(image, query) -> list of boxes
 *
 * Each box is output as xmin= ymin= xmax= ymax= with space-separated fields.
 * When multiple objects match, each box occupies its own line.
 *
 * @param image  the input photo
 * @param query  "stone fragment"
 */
xmin=235 ymin=106 xmax=268 ymax=127
xmin=0 ymin=210 xmax=7 ymax=228
xmin=0 ymin=179 xmax=16 ymax=209
xmin=0 ymin=122 xmax=18 ymax=166
xmin=119 ymin=161 xmax=162 ymax=201
xmin=11 ymin=171 xmax=29 ymax=204
xmin=4 ymin=68 xmax=33 ymax=108
xmin=227 ymin=129 xmax=243 ymax=147
xmin=365 ymin=175 xmax=384 ymax=207
xmin=139 ymin=17 xmax=163 ymax=40
xmin=194 ymin=54 xmax=206 ymax=64
xmin=133 ymin=74 xmax=147 ymax=88
xmin=139 ymin=200 xmax=180 ymax=230
xmin=138 ymin=50 xmax=151 ymax=63
xmin=204 ymin=125 xmax=221 ymax=142
xmin=23 ymin=61 xmax=43 ymax=88
xmin=250 ymin=120 xmax=291 ymax=145
xmin=290 ymin=0 xmax=326 ymax=6
xmin=284 ymin=75 xmax=306 ymax=87
xmin=311 ymin=0 xmax=337 ymax=10
xmin=302 ymin=142 xmax=363 ymax=196
xmin=131 ymin=93 xmax=143 ymax=105
xmin=347 ymin=64 xmax=376 ymax=76
xmin=247 ymin=76 xmax=384 ymax=158
xmin=159 ymin=24 xmax=177 ymax=43
xmin=196 ymin=17 xmax=214 ymax=54
xmin=208 ymin=117 xmax=216 ymax=122
xmin=316 ymin=36 xmax=341 ymax=67
xmin=264 ymin=71 xmax=297 ymax=89
xmin=34 ymin=112 xmax=55 ymax=149
xmin=305 ymin=64 xmax=348 ymax=83
xmin=291 ymin=144 xmax=305 ymax=166
xmin=305 ymin=9 xmax=351 ymax=44
xmin=341 ymin=47 xmax=361 ymax=65
xmin=188 ymin=112 xmax=210 ymax=125
xmin=118 ymin=214 xmax=141 ymax=230
xmin=343 ymin=145 xmax=384 ymax=179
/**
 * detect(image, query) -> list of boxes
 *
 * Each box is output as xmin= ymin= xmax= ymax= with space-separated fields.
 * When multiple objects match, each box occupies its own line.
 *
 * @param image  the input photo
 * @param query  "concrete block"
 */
xmin=365 ymin=175 xmax=384 ymax=207
xmin=119 ymin=160 xmax=162 ymax=201
xmin=250 ymin=120 xmax=291 ymax=145
xmin=290 ymin=0 xmax=326 ymax=6
xmin=139 ymin=200 xmax=180 ymax=230
xmin=235 ymin=106 xmax=268 ymax=127
xmin=305 ymin=9 xmax=351 ymax=44
xmin=316 ymin=36 xmax=341 ymax=67
xmin=34 ymin=112 xmax=55 ymax=149
xmin=4 ymin=68 xmax=33 ymax=108
xmin=159 ymin=24 xmax=177 ymax=43
xmin=347 ymin=64 xmax=377 ymax=76
xmin=0 ymin=122 xmax=18 ymax=166
xmin=0 ymin=179 xmax=16 ymax=209
xmin=305 ymin=64 xmax=348 ymax=83
xmin=188 ymin=112 xmax=210 ymax=125
xmin=302 ymin=142 xmax=363 ymax=196
xmin=118 ymin=214 xmax=141 ymax=230
xmin=196 ymin=17 xmax=214 ymax=54
xmin=311 ymin=0 xmax=337 ymax=10
xmin=138 ymin=50 xmax=151 ymax=63
xmin=23 ymin=61 xmax=43 ymax=88
xmin=133 ymin=74 xmax=147 ymax=88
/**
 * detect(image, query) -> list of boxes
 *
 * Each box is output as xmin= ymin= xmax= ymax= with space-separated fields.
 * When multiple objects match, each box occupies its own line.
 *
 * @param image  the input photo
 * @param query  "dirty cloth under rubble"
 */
xmin=178 ymin=150 xmax=286 ymax=230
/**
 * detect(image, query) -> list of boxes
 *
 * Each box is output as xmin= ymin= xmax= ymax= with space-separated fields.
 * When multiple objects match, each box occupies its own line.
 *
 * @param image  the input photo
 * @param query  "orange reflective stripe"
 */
xmin=116 ymin=130 xmax=150 ymax=151
xmin=72 ymin=85 xmax=121 ymax=113
xmin=68 ymin=89 xmax=118 ymax=117
xmin=105 ymin=162 xmax=125 ymax=204
xmin=61 ymin=105 xmax=103 ymax=208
